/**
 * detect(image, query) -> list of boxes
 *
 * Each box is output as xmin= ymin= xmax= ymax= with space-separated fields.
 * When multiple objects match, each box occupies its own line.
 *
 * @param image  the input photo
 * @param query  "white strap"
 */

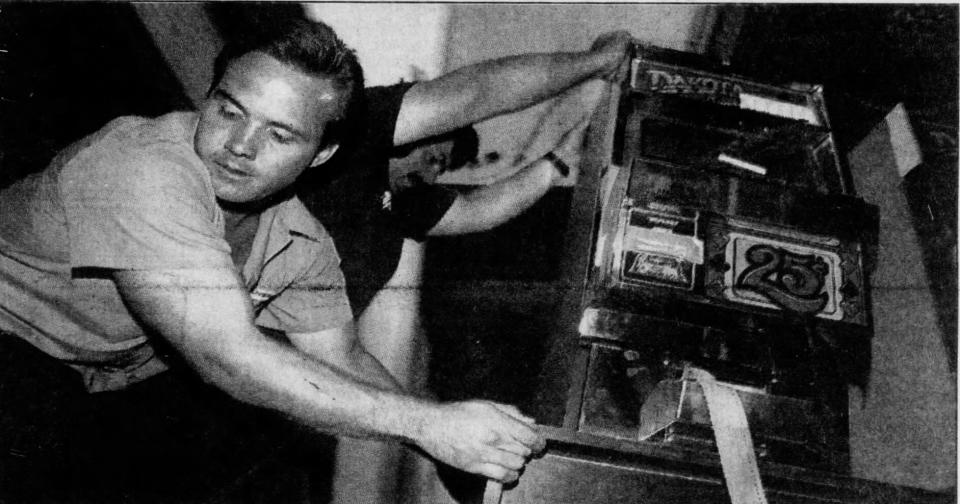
xmin=686 ymin=367 xmax=768 ymax=504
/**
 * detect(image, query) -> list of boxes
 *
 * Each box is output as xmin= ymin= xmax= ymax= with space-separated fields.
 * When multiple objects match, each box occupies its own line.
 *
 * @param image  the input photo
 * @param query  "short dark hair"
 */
xmin=209 ymin=18 xmax=364 ymax=147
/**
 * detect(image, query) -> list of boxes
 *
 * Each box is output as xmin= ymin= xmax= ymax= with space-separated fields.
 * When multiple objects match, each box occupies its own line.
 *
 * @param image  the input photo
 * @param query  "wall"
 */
xmin=846 ymin=105 xmax=956 ymax=491
xmin=305 ymin=3 xmax=451 ymax=86
xmin=445 ymin=4 xmax=699 ymax=67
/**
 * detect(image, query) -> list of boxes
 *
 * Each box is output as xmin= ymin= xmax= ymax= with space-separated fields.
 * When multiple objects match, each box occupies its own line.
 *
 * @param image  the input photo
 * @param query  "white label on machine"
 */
xmin=739 ymin=92 xmax=820 ymax=125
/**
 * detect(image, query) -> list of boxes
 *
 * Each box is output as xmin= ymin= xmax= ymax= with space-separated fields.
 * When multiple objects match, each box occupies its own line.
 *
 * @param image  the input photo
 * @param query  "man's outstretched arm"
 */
xmin=393 ymin=31 xmax=632 ymax=145
xmin=287 ymin=322 xmax=405 ymax=392
xmin=112 ymin=267 xmax=544 ymax=483
xmin=428 ymin=117 xmax=589 ymax=237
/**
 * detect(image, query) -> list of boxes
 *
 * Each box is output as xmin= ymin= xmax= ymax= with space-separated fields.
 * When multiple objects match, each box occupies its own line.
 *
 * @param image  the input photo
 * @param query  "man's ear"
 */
xmin=310 ymin=143 xmax=340 ymax=168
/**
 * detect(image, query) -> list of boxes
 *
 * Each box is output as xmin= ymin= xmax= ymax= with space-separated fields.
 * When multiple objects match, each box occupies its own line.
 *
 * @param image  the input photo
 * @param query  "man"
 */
xmin=0 ymin=20 xmax=543 ymax=503
xmin=294 ymin=27 xmax=632 ymax=502
xmin=300 ymin=25 xmax=632 ymax=401
xmin=301 ymin=31 xmax=632 ymax=317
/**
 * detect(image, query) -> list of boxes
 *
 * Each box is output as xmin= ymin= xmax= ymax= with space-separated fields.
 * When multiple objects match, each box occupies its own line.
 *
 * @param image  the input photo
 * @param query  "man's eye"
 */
xmin=270 ymin=130 xmax=294 ymax=144
xmin=219 ymin=104 xmax=241 ymax=119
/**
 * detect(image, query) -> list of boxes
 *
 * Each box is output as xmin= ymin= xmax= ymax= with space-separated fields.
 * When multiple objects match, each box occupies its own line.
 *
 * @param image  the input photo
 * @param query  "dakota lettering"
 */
xmin=646 ymin=69 xmax=743 ymax=101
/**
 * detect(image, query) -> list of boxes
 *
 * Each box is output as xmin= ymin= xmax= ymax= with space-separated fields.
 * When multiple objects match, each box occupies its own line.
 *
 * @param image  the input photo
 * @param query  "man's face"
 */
xmin=195 ymin=51 xmax=341 ymax=204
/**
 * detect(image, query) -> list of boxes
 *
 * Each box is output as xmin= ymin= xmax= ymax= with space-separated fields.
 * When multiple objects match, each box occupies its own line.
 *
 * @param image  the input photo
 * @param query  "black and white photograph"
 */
xmin=0 ymin=3 xmax=956 ymax=503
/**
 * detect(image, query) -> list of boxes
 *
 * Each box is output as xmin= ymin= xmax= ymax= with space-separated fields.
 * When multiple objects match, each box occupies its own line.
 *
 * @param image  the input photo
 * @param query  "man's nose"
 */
xmin=226 ymin=124 xmax=259 ymax=160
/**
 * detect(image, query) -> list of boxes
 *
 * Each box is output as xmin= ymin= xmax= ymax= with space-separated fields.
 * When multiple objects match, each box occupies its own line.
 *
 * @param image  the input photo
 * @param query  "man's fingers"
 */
xmin=525 ymin=431 xmax=547 ymax=454
xmin=477 ymin=463 xmax=521 ymax=484
xmin=504 ymin=421 xmax=545 ymax=454
xmin=488 ymin=406 xmax=544 ymax=448
xmin=590 ymin=30 xmax=633 ymax=81
xmin=509 ymin=422 xmax=540 ymax=445
xmin=572 ymin=116 xmax=591 ymax=136
xmin=485 ymin=402 xmax=546 ymax=453
xmin=554 ymin=117 xmax=591 ymax=156
xmin=612 ymin=56 xmax=631 ymax=82
xmin=483 ymin=447 xmax=527 ymax=471
xmin=566 ymin=116 xmax=591 ymax=135
xmin=494 ymin=439 xmax=533 ymax=458
xmin=590 ymin=30 xmax=632 ymax=52
xmin=490 ymin=402 xmax=535 ymax=423
xmin=557 ymin=117 xmax=589 ymax=145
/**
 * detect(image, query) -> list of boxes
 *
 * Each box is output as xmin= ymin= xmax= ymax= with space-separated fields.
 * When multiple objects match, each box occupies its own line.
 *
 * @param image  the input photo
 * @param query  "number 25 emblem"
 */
xmin=736 ymin=244 xmax=829 ymax=314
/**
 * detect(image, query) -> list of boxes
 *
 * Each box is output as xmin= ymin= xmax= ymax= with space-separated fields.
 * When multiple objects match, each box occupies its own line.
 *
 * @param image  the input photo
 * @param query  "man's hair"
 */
xmin=209 ymin=18 xmax=364 ymax=147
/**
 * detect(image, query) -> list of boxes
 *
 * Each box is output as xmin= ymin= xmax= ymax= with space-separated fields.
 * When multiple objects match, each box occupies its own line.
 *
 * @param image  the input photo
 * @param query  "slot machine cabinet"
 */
xmin=564 ymin=44 xmax=878 ymax=473
xmin=497 ymin=44 xmax=953 ymax=504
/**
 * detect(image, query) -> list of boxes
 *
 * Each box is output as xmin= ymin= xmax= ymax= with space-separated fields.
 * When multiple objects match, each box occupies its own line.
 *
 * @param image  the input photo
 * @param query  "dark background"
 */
xmin=0 ymin=3 xmax=191 ymax=188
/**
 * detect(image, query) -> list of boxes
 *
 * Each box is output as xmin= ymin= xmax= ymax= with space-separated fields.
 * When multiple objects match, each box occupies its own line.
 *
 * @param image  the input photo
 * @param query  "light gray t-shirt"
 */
xmin=0 ymin=111 xmax=352 ymax=392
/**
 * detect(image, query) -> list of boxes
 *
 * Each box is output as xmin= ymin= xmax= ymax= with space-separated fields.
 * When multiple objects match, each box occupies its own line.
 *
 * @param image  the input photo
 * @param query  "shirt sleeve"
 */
xmin=391 ymin=182 xmax=458 ymax=241
xmin=296 ymin=82 xmax=416 ymax=220
xmin=60 ymin=133 xmax=232 ymax=271
xmin=365 ymin=82 xmax=417 ymax=155
xmin=255 ymin=234 xmax=354 ymax=334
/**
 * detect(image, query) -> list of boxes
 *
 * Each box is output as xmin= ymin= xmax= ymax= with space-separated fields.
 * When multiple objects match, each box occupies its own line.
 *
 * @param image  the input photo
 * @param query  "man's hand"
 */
xmin=589 ymin=30 xmax=634 ymax=82
xmin=546 ymin=118 xmax=591 ymax=183
xmin=427 ymin=115 xmax=591 ymax=237
xmin=396 ymin=29 xmax=634 ymax=145
xmin=415 ymin=400 xmax=545 ymax=483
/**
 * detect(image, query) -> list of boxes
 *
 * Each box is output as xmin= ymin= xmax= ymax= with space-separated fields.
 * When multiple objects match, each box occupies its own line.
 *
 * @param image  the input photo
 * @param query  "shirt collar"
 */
xmin=241 ymin=195 xmax=327 ymax=284
xmin=269 ymin=196 xmax=326 ymax=244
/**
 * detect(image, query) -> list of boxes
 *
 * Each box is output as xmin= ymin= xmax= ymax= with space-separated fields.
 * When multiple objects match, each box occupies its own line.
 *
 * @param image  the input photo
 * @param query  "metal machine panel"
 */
xmin=629 ymin=58 xmax=827 ymax=127
xmin=569 ymin=44 xmax=877 ymax=473
xmin=703 ymin=217 xmax=868 ymax=326
xmin=613 ymin=208 xmax=702 ymax=291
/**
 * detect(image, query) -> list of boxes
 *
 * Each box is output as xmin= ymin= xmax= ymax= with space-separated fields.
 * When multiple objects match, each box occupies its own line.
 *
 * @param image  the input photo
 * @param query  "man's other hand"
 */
xmin=590 ymin=30 xmax=634 ymax=82
xmin=549 ymin=117 xmax=591 ymax=182
xmin=417 ymin=400 xmax=545 ymax=483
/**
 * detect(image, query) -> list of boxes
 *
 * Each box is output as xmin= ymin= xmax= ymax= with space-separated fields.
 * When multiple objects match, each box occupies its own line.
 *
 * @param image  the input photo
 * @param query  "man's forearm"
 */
xmin=288 ymin=329 xmax=405 ymax=393
xmin=114 ymin=268 xmax=543 ymax=482
xmin=428 ymin=157 xmax=557 ymax=236
xmin=395 ymin=50 xmax=615 ymax=145
xmin=114 ymin=269 xmax=427 ymax=443
xmin=342 ymin=344 xmax=406 ymax=393
xmin=189 ymin=328 xmax=543 ymax=483
xmin=200 ymin=328 xmax=426 ymax=442
xmin=434 ymin=51 xmax=608 ymax=120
